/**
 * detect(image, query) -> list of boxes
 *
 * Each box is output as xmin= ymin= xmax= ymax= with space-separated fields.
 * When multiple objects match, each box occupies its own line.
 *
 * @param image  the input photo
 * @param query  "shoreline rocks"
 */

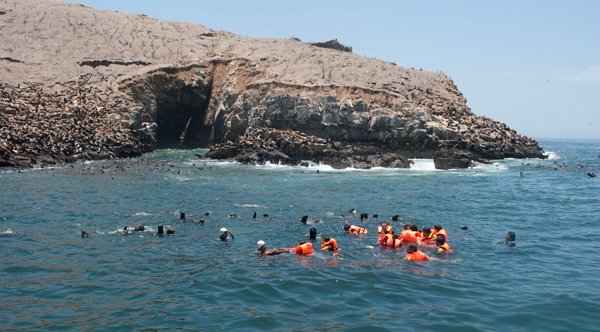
xmin=205 ymin=127 xmax=411 ymax=169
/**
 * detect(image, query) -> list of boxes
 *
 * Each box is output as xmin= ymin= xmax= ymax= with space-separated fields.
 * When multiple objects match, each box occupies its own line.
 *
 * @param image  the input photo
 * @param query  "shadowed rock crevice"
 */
xmin=78 ymin=59 xmax=151 ymax=68
xmin=125 ymin=66 xmax=213 ymax=149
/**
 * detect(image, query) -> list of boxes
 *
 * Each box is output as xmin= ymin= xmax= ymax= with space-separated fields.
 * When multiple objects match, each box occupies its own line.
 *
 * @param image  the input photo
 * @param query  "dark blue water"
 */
xmin=1 ymin=140 xmax=599 ymax=331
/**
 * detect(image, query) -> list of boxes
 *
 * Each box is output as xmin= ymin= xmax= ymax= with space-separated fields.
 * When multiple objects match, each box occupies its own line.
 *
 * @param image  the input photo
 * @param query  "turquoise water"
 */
xmin=1 ymin=140 xmax=599 ymax=331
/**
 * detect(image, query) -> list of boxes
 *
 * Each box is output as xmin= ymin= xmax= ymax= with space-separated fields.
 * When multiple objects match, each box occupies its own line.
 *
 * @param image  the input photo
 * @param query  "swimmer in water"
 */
xmin=404 ymin=244 xmax=429 ymax=262
xmin=219 ymin=228 xmax=235 ymax=241
xmin=256 ymin=240 xmax=290 ymax=255
xmin=343 ymin=223 xmax=368 ymax=235
xmin=505 ymin=231 xmax=516 ymax=246
xmin=294 ymin=241 xmax=313 ymax=255
xmin=320 ymin=237 xmax=339 ymax=251
xmin=309 ymin=227 xmax=318 ymax=240
xmin=435 ymin=236 xmax=452 ymax=254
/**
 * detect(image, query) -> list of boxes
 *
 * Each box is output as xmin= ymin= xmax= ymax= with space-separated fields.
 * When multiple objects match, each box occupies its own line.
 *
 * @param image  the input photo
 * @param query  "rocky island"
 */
xmin=0 ymin=0 xmax=545 ymax=170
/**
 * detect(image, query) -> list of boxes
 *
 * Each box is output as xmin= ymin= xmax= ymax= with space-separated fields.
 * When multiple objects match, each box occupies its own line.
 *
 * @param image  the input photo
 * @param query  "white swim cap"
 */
xmin=220 ymin=228 xmax=228 ymax=232
xmin=257 ymin=240 xmax=265 ymax=247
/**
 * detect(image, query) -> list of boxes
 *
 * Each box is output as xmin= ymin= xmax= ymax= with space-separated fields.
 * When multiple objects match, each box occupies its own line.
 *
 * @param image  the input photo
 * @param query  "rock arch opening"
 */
xmin=126 ymin=67 xmax=214 ymax=150
xmin=154 ymin=83 xmax=212 ymax=149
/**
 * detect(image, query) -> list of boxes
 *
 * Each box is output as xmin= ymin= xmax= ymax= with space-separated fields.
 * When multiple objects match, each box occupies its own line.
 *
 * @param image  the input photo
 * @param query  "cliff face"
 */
xmin=0 ymin=0 xmax=545 ymax=169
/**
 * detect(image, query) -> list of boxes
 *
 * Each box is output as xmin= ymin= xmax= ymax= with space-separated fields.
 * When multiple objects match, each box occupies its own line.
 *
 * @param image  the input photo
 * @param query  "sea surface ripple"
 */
xmin=1 ymin=139 xmax=599 ymax=331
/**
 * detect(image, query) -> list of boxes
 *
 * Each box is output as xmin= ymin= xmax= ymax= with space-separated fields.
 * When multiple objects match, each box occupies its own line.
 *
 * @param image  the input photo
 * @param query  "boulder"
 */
xmin=433 ymin=148 xmax=474 ymax=169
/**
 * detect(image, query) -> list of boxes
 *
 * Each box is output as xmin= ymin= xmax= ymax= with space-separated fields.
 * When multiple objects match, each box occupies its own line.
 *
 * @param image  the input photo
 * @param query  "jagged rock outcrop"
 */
xmin=0 ymin=0 xmax=545 ymax=169
xmin=206 ymin=127 xmax=411 ymax=169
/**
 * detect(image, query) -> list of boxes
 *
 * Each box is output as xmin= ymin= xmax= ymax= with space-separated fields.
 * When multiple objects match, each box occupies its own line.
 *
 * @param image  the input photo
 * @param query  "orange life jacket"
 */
xmin=401 ymin=230 xmax=418 ymax=243
xmin=378 ymin=233 xmax=394 ymax=246
xmin=295 ymin=242 xmax=313 ymax=255
xmin=377 ymin=225 xmax=392 ymax=235
xmin=405 ymin=251 xmax=429 ymax=261
xmin=349 ymin=225 xmax=368 ymax=235
xmin=321 ymin=238 xmax=338 ymax=251
xmin=422 ymin=232 xmax=436 ymax=243
xmin=433 ymin=228 xmax=448 ymax=241
xmin=437 ymin=242 xmax=451 ymax=254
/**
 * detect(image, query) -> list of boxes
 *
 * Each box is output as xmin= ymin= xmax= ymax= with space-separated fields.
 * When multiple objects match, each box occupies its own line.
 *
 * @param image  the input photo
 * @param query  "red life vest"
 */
xmin=405 ymin=251 xmax=429 ymax=261
xmin=295 ymin=242 xmax=313 ymax=255
xmin=321 ymin=238 xmax=338 ymax=251
xmin=349 ymin=225 xmax=368 ymax=235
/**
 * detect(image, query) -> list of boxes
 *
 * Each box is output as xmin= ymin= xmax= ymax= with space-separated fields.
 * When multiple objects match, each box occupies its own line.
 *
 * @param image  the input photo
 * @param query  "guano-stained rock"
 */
xmin=0 ymin=0 xmax=546 ymax=170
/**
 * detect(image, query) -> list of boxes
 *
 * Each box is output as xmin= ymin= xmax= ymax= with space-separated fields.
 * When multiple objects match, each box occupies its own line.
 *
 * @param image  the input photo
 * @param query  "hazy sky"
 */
xmin=73 ymin=0 xmax=599 ymax=140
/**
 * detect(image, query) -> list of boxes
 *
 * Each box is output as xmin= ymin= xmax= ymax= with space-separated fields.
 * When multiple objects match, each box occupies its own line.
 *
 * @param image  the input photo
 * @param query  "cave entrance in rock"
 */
xmin=154 ymin=85 xmax=212 ymax=149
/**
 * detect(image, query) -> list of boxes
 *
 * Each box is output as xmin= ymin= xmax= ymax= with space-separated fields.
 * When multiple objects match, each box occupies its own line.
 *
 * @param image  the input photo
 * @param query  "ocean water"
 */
xmin=1 ymin=139 xmax=599 ymax=331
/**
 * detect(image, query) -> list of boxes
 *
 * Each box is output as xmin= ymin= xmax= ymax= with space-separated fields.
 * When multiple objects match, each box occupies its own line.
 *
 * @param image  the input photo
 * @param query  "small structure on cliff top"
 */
xmin=309 ymin=39 xmax=353 ymax=53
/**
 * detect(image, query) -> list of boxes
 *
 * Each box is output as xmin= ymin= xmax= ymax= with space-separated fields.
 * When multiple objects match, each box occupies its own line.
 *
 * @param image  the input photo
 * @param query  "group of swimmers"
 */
xmin=81 ymin=211 xmax=516 ymax=262
xmin=249 ymin=220 xmax=457 ymax=262
xmin=254 ymin=221 xmax=516 ymax=261
xmin=344 ymin=221 xmax=452 ymax=261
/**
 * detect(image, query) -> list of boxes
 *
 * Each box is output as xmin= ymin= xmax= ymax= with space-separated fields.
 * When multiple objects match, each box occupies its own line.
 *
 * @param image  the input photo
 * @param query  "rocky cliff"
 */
xmin=0 ymin=0 xmax=545 ymax=169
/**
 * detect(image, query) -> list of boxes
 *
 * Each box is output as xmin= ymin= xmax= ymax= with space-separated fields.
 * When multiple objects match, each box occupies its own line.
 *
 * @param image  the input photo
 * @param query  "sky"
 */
xmin=72 ymin=0 xmax=600 ymax=140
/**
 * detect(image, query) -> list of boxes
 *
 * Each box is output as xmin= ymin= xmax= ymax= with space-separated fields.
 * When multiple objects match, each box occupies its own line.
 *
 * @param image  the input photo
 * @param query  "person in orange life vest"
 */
xmin=421 ymin=227 xmax=436 ymax=244
xmin=411 ymin=224 xmax=422 ymax=239
xmin=256 ymin=240 xmax=290 ymax=256
xmin=377 ymin=221 xmax=392 ymax=235
xmin=432 ymin=225 xmax=447 ymax=241
xmin=344 ymin=223 xmax=368 ymax=235
xmin=400 ymin=224 xmax=419 ymax=244
xmin=404 ymin=244 xmax=429 ymax=262
xmin=295 ymin=241 xmax=313 ymax=255
xmin=392 ymin=234 xmax=403 ymax=248
xmin=378 ymin=232 xmax=394 ymax=246
xmin=321 ymin=237 xmax=339 ymax=251
xmin=435 ymin=235 xmax=452 ymax=254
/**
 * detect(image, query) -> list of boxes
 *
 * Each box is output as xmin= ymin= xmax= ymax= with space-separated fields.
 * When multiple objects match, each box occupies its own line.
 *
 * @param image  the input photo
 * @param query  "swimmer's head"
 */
xmin=410 ymin=224 xmax=418 ymax=232
xmin=309 ymin=227 xmax=317 ymax=239
xmin=422 ymin=227 xmax=431 ymax=236
xmin=220 ymin=228 xmax=228 ymax=233
xmin=506 ymin=231 xmax=516 ymax=241
xmin=343 ymin=224 xmax=350 ymax=231
xmin=434 ymin=225 xmax=442 ymax=231
xmin=322 ymin=237 xmax=331 ymax=242
xmin=406 ymin=244 xmax=418 ymax=254
xmin=436 ymin=236 xmax=446 ymax=245
xmin=257 ymin=240 xmax=266 ymax=253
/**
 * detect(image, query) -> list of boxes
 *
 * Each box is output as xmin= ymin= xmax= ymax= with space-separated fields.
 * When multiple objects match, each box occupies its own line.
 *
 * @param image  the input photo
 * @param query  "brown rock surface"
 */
xmin=0 ymin=0 xmax=545 ymax=168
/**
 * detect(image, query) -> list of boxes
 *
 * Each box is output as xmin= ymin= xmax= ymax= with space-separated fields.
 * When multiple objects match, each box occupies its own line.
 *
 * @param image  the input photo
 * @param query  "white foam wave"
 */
xmin=545 ymin=151 xmax=561 ymax=160
xmin=409 ymin=159 xmax=437 ymax=171
xmin=235 ymin=204 xmax=267 ymax=208
xmin=2 ymin=228 xmax=14 ymax=234
xmin=472 ymin=162 xmax=509 ymax=172
xmin=133 ymin=212 xmax=154 ymax=216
